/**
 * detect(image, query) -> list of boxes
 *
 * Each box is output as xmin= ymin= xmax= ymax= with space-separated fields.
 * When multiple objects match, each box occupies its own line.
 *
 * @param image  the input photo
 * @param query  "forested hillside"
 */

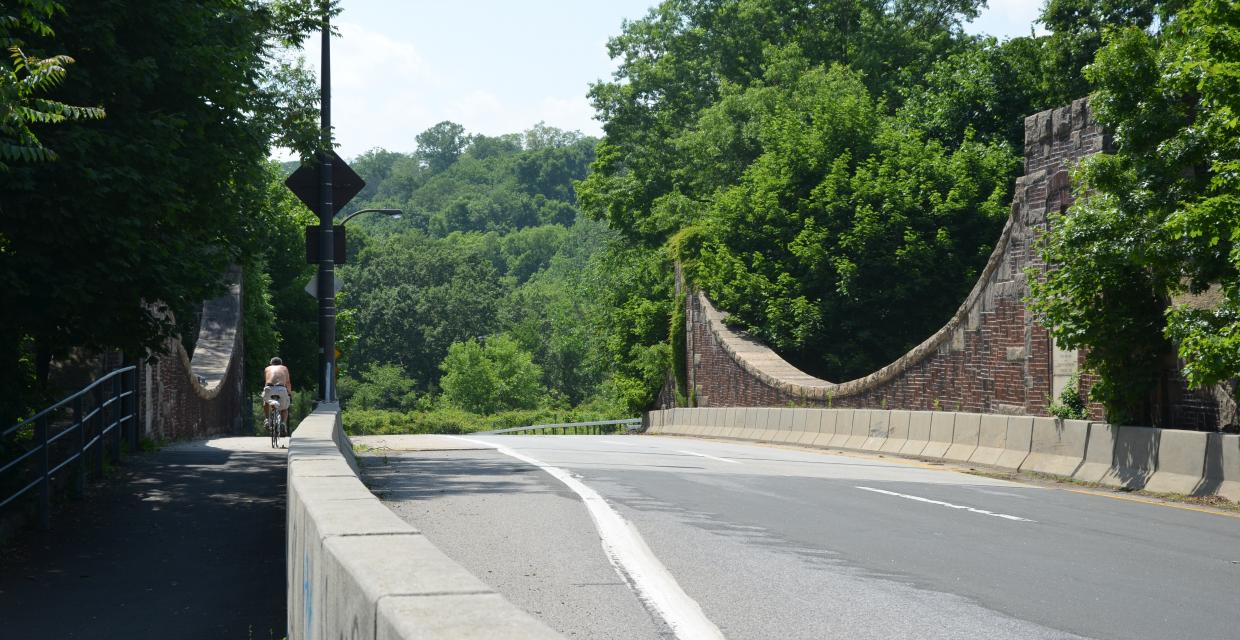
xmin=331 ymin=123 xmax=671 ymax=426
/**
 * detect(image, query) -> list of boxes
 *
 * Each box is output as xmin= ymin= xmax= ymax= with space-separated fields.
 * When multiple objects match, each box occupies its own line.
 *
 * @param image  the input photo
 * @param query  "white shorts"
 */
xmin=262 ymin=385 xmax=290 ymax=411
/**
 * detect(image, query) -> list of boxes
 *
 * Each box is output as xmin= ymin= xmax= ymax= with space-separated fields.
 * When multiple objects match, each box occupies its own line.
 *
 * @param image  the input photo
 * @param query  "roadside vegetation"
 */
xmin=0 ymin=0 xmax=331 ymax=426
xmin=3 ymin=0 xmax=1234 ymax=434
xmin=581 ymin=0 xmax=1238 ymax=425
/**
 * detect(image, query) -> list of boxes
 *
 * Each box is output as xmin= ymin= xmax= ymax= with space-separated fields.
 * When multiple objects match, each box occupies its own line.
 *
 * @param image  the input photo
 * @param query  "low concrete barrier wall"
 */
xmin=811 ymin=410 xmax=839 ymax=448
xmin=968 ymin=415 xmax=1009 ymax=466
xmin=1020 ymin=419 xmax=1089 ymax=477
xmin=900 ymin=412 xmax=933 ymax=457
xmin=861 ymin=411 xmax=890 ymax=451
xmin=922 ymin=412 xmax=956 ymax=459
xmin=1102 ymin=426 xmax=1158 ymax=490
xmin=844 ymin=409 xmax=871 ymax=450
xmin=1073 ymin=422 xmax=1117 ymax=483
xmin=1202 ymin=434 xmax=1240 ymax=501
xmin=995 ymin=417 xmax=1034 ymax=470
xmin=643 ymin=407 xmax=1240 ymax=503
xmin=288 ymin=404 xmax=561 ymax=640
xmin=1143 ymin=430 xmax=1208 ymax=494
xmin=879 ymin=411 xmax=911 ymax=454
xmin=944 ymin=413 xmax=981 ymax=463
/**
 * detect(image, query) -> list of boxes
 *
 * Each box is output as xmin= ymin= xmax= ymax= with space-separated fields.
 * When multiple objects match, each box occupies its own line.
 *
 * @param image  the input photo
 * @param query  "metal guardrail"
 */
xmin=481 ymin=418 xmax=643 ymax=436
xmin=1 ymin=366 xmax=138 ymax=529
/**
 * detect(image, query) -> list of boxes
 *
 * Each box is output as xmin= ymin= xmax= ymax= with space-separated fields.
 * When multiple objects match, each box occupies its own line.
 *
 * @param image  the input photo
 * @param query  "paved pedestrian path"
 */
xmin=0 ymin=437 xmax=286 ymax=639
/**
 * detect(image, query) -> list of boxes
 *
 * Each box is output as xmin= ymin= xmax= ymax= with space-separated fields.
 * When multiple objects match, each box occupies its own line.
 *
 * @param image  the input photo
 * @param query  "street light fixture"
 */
xmin=337 ymin=208 xmax=403 ymax=225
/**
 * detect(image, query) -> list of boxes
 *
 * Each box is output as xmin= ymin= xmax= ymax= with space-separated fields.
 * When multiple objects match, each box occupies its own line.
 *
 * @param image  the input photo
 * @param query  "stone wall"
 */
xmin=681 ymin=99 xmax=1236 ymax=431
xmin=137 ymin=268 xmax=245 ymax=441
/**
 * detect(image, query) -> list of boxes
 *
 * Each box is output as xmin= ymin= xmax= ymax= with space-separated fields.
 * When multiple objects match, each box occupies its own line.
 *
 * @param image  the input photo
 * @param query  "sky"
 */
xmin=282 ymin=1 xmax=1047 ymax=160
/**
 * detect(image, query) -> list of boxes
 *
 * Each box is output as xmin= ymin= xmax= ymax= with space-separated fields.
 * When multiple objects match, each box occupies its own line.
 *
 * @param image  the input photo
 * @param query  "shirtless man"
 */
xmin=262 ymin=357 xmax=293 ymax=426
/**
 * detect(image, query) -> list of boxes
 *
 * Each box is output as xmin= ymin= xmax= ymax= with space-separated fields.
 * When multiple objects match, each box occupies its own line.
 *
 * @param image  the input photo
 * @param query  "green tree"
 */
xmin=579 ymin=0 xmax=986 ymax=248
xmin=1030 ymin=0 xmax=1240 ymax=423
xmin=340 ymin=362 xmax=419 ymax=411
xmin=242 ymin=258 xmax=280 ymax=391
xmin=415 ymin=120 xmax=470 ymax=173
xmin=439 ymin=335 xmax=546 ymax=414
xmin=343 ymin=230 xmax=505 ymax=386
xmin=0 ymin=0 xmax=103 ymax=169
xmin=0 ymin=0 xmax=326 ymax=423
xmin=1037 ymin=0 xmax=1163 ymax=106
xmin=245 ymin=161 xmax=318 ymax=393
xmin=502 ymin=219 xmax=617 ymax=405
xmin=694 ymin=63 xmax=1016 ymax=378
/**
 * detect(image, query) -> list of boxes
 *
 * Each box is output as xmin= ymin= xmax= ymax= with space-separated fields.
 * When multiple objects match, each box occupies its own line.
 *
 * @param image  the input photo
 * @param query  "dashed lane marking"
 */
xmin=676 ymin=450 xmax=741 ymax=464
xmin=856 ymin=486 xmax=1035 ymax=522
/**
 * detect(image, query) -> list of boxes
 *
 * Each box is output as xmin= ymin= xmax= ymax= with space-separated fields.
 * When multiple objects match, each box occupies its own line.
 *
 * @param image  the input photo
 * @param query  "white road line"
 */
xmin=856 ymin=486 xmax=1036 ymax=522
xmin=677 ymin=450 xmax=741 ymax=464
xmin=448 ymin=436 xmax=726 ymax=640
xmin=596 ymin=439 xmax=644 ymax=447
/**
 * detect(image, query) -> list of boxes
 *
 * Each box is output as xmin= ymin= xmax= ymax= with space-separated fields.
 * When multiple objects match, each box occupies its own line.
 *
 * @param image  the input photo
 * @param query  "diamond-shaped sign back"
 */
xmin=284 ymin=151 xmax=366 ymax=215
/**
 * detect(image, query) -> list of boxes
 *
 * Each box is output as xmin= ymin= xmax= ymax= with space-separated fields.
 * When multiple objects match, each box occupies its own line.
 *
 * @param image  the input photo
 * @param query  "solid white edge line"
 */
xmin=856 ymin=486 xmax=1035 ymax=522
xmin=448 ymin=435 xmax=726 ymax=640
xmin=677 ymin=450 xmax=741 ymax=464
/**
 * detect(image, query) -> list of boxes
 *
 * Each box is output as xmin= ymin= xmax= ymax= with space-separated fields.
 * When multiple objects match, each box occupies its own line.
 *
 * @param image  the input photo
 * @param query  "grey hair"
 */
xmin=270 ymin=357 xmax=283 ymax=366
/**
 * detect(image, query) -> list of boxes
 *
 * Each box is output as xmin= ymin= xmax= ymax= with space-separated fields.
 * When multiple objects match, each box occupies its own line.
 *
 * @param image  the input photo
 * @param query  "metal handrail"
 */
xmin=1 ymin=366 xmax=133 ymax=438
xmin=1 ymin=365 xmax=138 ymax=529
xmin=481 ymin=418 xmax=642 ymax=436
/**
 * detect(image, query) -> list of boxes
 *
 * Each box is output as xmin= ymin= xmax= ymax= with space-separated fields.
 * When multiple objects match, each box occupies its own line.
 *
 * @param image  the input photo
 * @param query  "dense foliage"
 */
xmin=336 ymin=122 xmax=666 ymax=420
xmin=0 ymin=0 xmax=103 ymax=169
xmin=1030 ymin=0 xmax=1240 ymax=423
xmin=7 ymin=0 xmax=1232 ymax=432
xmin=581 ymin=0 xmax=1061 ymax=382
xmin=579 ymin=0 xmax=1205 ymax=408
xmin=0 ymin=0 xmax=328 ymax=424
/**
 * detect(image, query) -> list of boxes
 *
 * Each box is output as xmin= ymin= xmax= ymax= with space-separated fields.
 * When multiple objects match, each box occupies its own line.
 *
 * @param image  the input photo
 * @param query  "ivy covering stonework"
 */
xmin=1030 ymin=0 xmax=1240 ymax=424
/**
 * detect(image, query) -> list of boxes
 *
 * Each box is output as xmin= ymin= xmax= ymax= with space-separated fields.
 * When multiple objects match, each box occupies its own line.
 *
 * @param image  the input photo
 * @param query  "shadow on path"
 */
xmin=0 ymin=437 xmax=286 ymax=640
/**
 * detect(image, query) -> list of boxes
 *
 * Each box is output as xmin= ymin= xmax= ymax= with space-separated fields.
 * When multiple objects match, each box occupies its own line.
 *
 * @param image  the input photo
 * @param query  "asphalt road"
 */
xmin=358 ymin=434 xmax=1240 ymax=640
xmin=0 ymin=438 xmax=287 ymax=640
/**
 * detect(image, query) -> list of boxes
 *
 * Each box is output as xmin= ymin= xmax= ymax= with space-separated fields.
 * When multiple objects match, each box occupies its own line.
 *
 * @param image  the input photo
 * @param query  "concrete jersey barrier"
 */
xmin=642 ymin=407 xmax=1236 ymax=503
xmin=1019 ymin=419 xmax=1089 ymax=477
xmin=1202 ymin=434 xmax=1240 ymax=502
xmin=943 ymin=413 xmax=981 ymax=462
xmin=1143 ymin=429 xmax=1208 ymax=495
xmin=288 ymin=404 xmax=561 ymax=640
xmin=1073 ymin=422 xmax=1117 ymax=483
xmin=1101 ymin=426 xmax=1158 ymax=490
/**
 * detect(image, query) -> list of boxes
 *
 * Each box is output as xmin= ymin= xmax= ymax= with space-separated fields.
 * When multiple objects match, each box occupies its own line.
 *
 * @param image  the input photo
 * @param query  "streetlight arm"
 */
xmin=337 ymin=208 xmax=403 ymax=226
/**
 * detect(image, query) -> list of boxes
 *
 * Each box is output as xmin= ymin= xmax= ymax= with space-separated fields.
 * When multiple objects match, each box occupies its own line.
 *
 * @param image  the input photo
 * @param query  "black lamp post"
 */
xmin=315 ymin=3 xmax=336 ymax=403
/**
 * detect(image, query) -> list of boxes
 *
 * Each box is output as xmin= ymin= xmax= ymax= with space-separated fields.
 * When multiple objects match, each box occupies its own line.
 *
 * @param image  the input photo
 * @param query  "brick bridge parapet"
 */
xmin=682 ymin=99 xmax=1236 ymax=430
xmin=136 ymin=267 xmax=245 ymax=440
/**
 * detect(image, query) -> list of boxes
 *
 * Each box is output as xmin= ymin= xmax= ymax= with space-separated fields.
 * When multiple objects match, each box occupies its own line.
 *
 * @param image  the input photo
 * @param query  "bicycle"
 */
xmin=264 ymin=393 xmax=287 ymax=449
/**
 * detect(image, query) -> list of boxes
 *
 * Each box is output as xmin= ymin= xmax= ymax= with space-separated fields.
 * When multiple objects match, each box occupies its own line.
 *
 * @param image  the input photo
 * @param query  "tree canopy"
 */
xmin=0 ymin=0 xmax=328 ymax=423
xmin=1030 ymin=0 xmax=1240 ymax=423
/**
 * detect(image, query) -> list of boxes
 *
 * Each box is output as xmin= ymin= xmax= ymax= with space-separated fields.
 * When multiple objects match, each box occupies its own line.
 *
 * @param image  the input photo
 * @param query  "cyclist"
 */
xmin=262 ymin=357 xmax=293 ymax=430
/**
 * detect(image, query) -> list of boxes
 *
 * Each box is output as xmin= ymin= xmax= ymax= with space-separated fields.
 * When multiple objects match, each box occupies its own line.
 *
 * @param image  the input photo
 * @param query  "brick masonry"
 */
xmin=681 ymin=99 xmax=1237 ymax=431
xmin=136 ymin=271 xmax=245 ymax=441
